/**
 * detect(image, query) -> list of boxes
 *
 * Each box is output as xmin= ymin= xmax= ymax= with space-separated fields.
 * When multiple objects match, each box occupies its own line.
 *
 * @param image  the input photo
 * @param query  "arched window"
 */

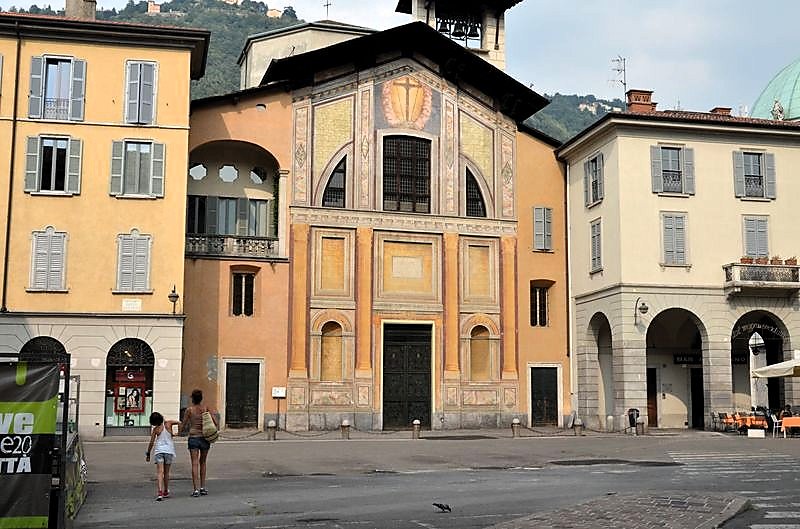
xmin=383 ymin=136 xmax=431 ymax=213
xmin=322 ymin=158 xmax=346 ymax=208
xmin=465 ymin=168 xmax=486 ymax=217
xmin=320 ymin=321 xmax=343 ymax=381
xmin=19 ymin=336 xmax=67 ymax=362
xmin=470 ymin=325 xmax=491 ymax=380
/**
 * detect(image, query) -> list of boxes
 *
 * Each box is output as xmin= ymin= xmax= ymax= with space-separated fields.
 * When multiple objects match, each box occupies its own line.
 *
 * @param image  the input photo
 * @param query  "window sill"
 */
xmin=660 ymin=263 xmax=691 ymax=269
xmin=532 ymin=249 xmax=554 ymax=253
xmin=586 ymin=200 xmax=602 ymax=209
xmin=26 ymin=288 xmax=68 ymax=293
xmin=739 ymin=197 xmax=773 ymax=202
xmin=230 ymin=314 xmax=255 ymax=318
xmin=113 ymin=194 xmax=159 ymax=200
xmin=29 ymin=191 xmax=76 ymax=197
xmin=590 ymin=267 xmax=603 ymax=275
xmin=111 ymin=290 xmax=153 ymax=295
xmin=656 ymin=192 xmax=691 ymax=198
xmin=29 ymin=116 xmax=81 ymax=123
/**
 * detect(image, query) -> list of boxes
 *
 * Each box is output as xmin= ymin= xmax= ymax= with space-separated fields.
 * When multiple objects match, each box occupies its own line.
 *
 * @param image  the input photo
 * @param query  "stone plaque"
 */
xmin=462 ymin=389 xmax=498 ymax=406
xmin=289 ymin=387 xmax=305 ymax=406
xmin=311 ymin=390 xmax=353 ymax=406
xmin=446 ymin=386 xmax=458 ymax=406
xmin=504 ymin=388 xmax=516 ymax=407
xmin=358 ymin=385 xmax=370 ymax=407
xmin=392 ymin=256 xmax=423 ymax=279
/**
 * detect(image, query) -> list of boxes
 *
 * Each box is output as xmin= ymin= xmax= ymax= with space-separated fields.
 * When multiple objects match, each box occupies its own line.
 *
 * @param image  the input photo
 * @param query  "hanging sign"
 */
xmin=0 ymin=362 xmax=59 ymax=528
xmin=673 ymin=353 xmax=702 ymax=365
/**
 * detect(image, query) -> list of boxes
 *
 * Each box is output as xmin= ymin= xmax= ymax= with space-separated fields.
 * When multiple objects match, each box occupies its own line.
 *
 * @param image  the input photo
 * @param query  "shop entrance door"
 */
xmin=382 ymin=324 xmax=432 ymax=429
xmin=531 ymin=367 xmax=558 ymax=426
xmin=225 ymin=363 xmax=259 ymax=428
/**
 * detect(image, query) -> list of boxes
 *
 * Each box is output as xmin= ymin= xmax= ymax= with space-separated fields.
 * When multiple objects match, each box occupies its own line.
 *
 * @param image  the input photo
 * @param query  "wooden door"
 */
xmin=646 ymin=367 xmax=658 ymax=427
xmin=383 ymin=324 xmax=431 ymax=429
xmin=531 ymin=367 xmax=558 ymax=426
xmin=225 ymin=363 xmax=259 ymax=428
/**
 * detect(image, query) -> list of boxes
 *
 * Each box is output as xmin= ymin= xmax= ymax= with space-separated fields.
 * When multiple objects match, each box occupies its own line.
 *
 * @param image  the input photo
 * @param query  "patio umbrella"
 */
xmin=752 ymin=357 xmax=800 ymax=378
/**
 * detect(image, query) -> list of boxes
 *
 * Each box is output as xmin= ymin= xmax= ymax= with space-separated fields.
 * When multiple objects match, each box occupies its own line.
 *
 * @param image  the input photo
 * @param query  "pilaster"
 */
xmin=443 ymin=232 xmax=460 ymax=378
xmin=500 ymin=236 xmax=517 ymax=379
xmin=703 ymin=340 xmax=733 ymax=417
xmin=355 ymin=226 xmax=373 ymax=377
xmin=289 ymin=223 xmax=310 ymax=377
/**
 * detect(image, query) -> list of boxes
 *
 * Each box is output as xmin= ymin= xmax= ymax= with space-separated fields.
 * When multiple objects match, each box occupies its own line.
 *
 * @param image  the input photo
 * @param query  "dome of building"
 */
xmin=752 ymin=57 xmax=800 ymax=120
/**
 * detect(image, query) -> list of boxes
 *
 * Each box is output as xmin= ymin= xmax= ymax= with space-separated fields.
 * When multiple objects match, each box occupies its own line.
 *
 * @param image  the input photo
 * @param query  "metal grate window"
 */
xmin=322 ymin=158 xmax=346 ymax=208
xmin=383 ymin=136 xmax=431 ymax=213
xmin=465 ymin=168 xmax=486 ymax=217
xmin=232 ymin=272 xmax=255 ymax=316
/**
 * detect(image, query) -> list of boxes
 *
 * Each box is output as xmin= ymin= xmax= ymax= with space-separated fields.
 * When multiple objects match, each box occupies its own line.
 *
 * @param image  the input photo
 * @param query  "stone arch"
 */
xmin=461 ymin=156 xmax=495 ymax=218
xmin=460 ymin=314 xmax=500 ymax=337
xmin=580 ymin=312 xmax=613 ymax=430
xmin=310 ymin=310 xmax=354 ymax=334
xmin=104 ymin=338 xmax=155 ymax=434
xmin=313 ymin=143 xmax=353 ymax=207
xmin=19 ymin=336 xmax=67 ymax=362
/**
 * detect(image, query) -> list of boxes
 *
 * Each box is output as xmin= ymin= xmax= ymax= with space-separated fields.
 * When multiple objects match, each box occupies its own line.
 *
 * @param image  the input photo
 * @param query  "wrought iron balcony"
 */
xmin=723 ymin=262 xmax=800 ymax=296
xmin=185 ymin=234 xmax=279 ymax=259
xmin=43 ymin=98 xmax=70 ymax=120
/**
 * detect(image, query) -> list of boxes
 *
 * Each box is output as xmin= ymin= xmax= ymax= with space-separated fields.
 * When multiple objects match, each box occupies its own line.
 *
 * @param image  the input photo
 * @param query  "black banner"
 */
xmin=0 ymin=362 xmax=59 ymax=528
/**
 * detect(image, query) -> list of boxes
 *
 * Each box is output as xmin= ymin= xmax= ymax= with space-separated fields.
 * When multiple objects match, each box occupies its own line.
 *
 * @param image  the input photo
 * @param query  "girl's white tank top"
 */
xmin=154 ymin=425 xmax=176 ymax=456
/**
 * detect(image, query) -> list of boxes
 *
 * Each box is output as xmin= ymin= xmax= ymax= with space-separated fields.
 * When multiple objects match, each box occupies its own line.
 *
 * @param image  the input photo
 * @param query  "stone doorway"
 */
xmin=382 ymin=324 xmax=432 ymax=429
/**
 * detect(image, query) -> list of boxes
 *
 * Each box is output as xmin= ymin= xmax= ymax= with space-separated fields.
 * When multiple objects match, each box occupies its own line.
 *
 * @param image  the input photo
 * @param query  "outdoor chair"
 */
xmin=718 ymin=412 xmax=737 ymax=433
xmin=771 ymin=414 xmax=782 ymax=438
xmin=710 ymin=411 xmax=719 ymax=431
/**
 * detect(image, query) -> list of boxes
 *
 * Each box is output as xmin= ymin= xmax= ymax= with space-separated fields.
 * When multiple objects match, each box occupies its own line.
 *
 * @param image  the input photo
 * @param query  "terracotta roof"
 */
xmin=0 ymin=10 xmax=202 ymax=31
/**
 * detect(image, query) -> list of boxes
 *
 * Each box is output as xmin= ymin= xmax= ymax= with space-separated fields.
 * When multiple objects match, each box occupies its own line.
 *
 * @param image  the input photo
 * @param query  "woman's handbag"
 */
xmin=201 ymin=410 xmax=219 ymax=443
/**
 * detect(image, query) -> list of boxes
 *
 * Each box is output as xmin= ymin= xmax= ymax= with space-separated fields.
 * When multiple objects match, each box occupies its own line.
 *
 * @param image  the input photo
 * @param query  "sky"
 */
xmin=1 ymin=0 xmax=797 ymax=113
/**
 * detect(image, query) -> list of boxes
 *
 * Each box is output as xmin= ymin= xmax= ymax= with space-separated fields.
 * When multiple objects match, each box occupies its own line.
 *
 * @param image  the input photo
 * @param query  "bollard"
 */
xmin=511 ymin=418 xmax=521 ymax=438
xmin=340 ymin=419 xmax=351 ymax=440
xmin=412 ymin=419 xmax=421 ymax=439
xmin=636 ymin=416 xmax=646 ymax=436
xmin=267 ymin=420 xmax=277 ymax=441
xmin=606 ymin=415 xmax=615 ymax=433
xmin=574 ymin=418 xmax=584 ymax=436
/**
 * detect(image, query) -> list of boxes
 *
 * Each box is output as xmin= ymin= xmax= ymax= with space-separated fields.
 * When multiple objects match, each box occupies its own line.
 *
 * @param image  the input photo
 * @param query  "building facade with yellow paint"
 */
xmin=185 ymin=2 xmax=570 ymax=430
xmin=0 ymin=10 xmax=208 ymax=439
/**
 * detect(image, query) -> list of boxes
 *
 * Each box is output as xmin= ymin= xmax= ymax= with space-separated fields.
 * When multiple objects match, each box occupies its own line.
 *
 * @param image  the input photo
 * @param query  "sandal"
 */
xmin=199 ymin=488 xmax=208 ymax=496
xmin=191 ymin=490 xmax=200 ymax=498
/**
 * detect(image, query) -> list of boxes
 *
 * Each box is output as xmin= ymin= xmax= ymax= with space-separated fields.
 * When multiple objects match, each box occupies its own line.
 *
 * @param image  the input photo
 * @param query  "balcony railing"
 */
xmin=43 ymin=98 xmax=70 ymax=120
xmin=723 ymin=262 xmax=800 ymax=296
xmin=185 ymin=234 xmax=279 ymax=259
xmin=662 ymin=170 xmax=683 ymax=193
xmin=744 ymin=175 xmax=765 ymax=197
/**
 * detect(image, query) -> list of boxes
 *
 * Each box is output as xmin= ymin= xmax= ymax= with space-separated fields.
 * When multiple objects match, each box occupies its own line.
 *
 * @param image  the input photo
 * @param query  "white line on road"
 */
xmin=765 ymin=512 xmax=800 ymax=519
xmin=750 ymin=525 xmax=800 ymax=529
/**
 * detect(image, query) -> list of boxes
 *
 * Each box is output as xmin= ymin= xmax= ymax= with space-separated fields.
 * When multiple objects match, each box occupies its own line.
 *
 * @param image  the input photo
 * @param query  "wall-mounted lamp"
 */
xmin=634 ymin=296 xmax=649 ymax=323
xmin=168 ymin=285 xmax=180 ymax=315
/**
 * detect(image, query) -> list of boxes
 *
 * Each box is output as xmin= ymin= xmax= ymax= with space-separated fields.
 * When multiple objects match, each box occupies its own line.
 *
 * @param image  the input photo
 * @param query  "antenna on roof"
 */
xmin=323 ymin=0 xmax=332 ymax=18
xmin=610 ymin=55 xmax=627 ymax=108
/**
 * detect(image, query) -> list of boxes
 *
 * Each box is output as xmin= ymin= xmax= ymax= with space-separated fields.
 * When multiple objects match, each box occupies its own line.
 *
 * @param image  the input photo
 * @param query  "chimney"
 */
xmin=626 ymin=89 xmax=657 ymax=114
xmin=65 ymin=0 xmax=97 ymax=20
xmin=709 ymin=107 xmax=732 ymax=116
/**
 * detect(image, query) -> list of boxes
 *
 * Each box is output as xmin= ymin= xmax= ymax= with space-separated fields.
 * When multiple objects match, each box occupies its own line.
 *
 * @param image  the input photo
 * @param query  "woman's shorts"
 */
xmin=154 ymin=453 xmax=174 ymax=465
xmin=188 ymin=437 xmax=211 ymax=451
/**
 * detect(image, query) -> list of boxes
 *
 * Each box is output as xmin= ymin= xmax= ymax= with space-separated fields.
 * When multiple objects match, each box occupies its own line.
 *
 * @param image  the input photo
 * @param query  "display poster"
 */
xmin=0 ymin=362 xmax=59 ymax=528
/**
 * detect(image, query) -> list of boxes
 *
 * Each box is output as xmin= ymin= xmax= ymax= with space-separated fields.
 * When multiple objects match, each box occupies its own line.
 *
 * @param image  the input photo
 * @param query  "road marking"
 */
xmin=765 ymin=512 xmax=800 ymax=519
xmin=750 ymin=525 xmax=800 ymax=529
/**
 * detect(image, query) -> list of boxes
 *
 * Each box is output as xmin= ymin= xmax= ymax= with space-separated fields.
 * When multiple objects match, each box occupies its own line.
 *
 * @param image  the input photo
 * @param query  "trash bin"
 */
xmin=627 ymin=408 xmax=640 ymax=431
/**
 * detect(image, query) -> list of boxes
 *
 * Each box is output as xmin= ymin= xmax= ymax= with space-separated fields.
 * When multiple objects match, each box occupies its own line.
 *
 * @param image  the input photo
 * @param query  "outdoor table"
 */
xmin=781 ymin=416 xmax=800 ymax=437
xmin=735 ymin=414 xmax=768 ymax=429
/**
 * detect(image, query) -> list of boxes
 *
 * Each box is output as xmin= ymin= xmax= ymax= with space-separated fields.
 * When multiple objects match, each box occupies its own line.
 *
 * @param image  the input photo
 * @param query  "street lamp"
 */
xmin=634 ymin=297 xmax=649 ymax=323
xmin=168 ymin=285 xmax=180 ymax=315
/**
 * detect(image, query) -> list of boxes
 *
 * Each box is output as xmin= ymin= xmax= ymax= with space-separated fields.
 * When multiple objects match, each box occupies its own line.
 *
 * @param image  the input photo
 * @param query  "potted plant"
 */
xmin=740 ymin=256 xmax=754 ymax=264
xmin=755 ymin=256 xmax=769 ymax=265
xmin=786 ymin=256 xmax=798 ymax=266
xmin=770 ymin=255 xmax=783 ymax=265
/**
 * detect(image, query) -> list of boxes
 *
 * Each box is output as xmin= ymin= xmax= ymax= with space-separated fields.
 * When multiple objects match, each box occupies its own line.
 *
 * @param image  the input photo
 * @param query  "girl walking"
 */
xmin=145 ymin=412 xmax=178 ymax=501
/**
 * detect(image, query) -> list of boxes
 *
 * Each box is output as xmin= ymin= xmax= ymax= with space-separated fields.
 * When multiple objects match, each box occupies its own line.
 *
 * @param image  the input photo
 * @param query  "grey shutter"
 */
xmin=126 ymin=62 xmax=140 ymax=123
xmin=151 ymin=142 xmax=165 ymax=197
xmin=533 ymin=207 xmax=544 ymax=250
xmin=31 ymin=232 xmax=49 ymax=290
xmin=596 ymin=224 xmax=602 ymax=268
xmin=28 ymin=56 xmax=44 ymax=118
xmin=756 ymin=218 xmax=768 ymax=257
xmin=69 ymin=59 xmax=86 ymax=121
xmin=743 ymin=218 xmax=757 ymax=257
xmin=47 ymin=232 xmax=65 ymax=290
xmin=237 ymin=198 xmax=248 ymax=236
xmin=650 ymin=145 xmax=663 ymax=193
xmin=583 ymin=160 xmax=590 ymax=206
xmin=67 ymin=138 xmax=82 ymax=195
xmin=24 ymin=136 xmax=39 ymax=192
xmin=663 ymin=214 xmax=675 ymax=264
xmin=674 ymin=215 xmax=686 ymax=264
xmin=733 ymin=151 xmax=745 ymax=197
xmin=683 ymin=148 xmax=695 ymax=195
xmin=133 ymin=236 xmax=150 ymax=291
xmin=206 ymin=196 xmax=218 ymax=234
xmin=544 ymin=207 xmax=553 ymax=251
xmin=596 ymin=153 xmax=604 ymax=200
xmin=117 ymin=235 xmax=134 ymax=291
xmin=765 ymin=152 xmax=776 ymax=199
xmin=140 ymin=63 xmax=155 ymax=125
xmin=110 ymin=141 xmax=124 ymax=195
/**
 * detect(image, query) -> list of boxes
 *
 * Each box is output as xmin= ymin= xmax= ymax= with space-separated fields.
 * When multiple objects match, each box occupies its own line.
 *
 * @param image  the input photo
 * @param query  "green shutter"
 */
xmin=31 ymin=231 xmax=49 ymax=290
xmin=24 ymin=136 xmax=39 ymax=193
xmin=126 ymin=62 xmax=140 ymax=123
xmin=756 ymin=218 xmax=768 ymax=257
xmin=663 ymin=214 xmax=675 ymax=264
xmin=533 ymin=207 xmax=544 ymax=250
xmin=47 ymin=232 xmax=65 ymax=290
xmin=765 ymin=152 xmax=776 ymax=199
xmin=583 ymin=160 xmax=590 ymax=206
xmin=69 ymin=59 xmax=86 ymax=121
xmin=596 ymin=153 xmax=604 ymax=200
xmin=151 ymin=142 xmax=165 ymax=197
xmin=110 ymin=141 xmax=124 ymax=196
xmin=674 ymin=215 xmax=686 ymax=264
xmin=140 ymin=63 xmax=155 ymax=125
xmin=117 ymin=235 xmax=134 ymax=291
xmin=544 ymin=207 xmax=552 ymax=251
xmin=733 ymin=151 xmax=745 ymax=197
xmin=650 ymin=145 xmax=663 ymax=193
xmin=67 ymin=138 xmax=82 ymax=195
xmin=683 ymin=148 xmax=695 ymax=195
xmin=132 ymin=236 xmax=150 ymax=291
xmin=28 ymin=56 xmax=44 ymax=118
xmin=743 ymin=217 xmax=757 ymax=257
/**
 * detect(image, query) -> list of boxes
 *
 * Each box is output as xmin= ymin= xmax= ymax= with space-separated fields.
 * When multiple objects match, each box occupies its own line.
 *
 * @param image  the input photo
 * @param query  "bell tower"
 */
xmin=394 ymin=0 xmax=524 ymax=71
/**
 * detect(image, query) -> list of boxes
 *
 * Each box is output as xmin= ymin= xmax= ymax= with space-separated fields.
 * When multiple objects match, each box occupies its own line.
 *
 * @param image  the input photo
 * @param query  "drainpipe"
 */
xmin=1 ymin=22 xmax=21 ymax=313
xmin=565 ymin=163 xmax=577 ymax=418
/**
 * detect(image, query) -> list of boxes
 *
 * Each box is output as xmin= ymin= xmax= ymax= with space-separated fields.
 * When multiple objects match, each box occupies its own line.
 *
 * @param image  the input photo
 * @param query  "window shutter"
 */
xmin=133 ymin=236 xmax=150 ymax=291
xmin=139 ymin=63 xmax=155 ymax=125
xmin=596 ymin=224 xmax=602 ymax=268
xmin=756 ymin=218 xmax=768 ymax=257
xmin=126 ymin=62 xmax=140 ymax=123
xmin=206 ymin=196 xmax=218 ymax=235
xmin=31 ymin=232 xmax=49 ymax=290
xmin=683 ymin=148 xmax=695 ymax=195
xmin=674 ymin=215 xmax=686 ymax=264
xmin=117 ymin=235 xmax=134 ymax=291
xmin=765 ymin=152 xmax=776 ymax=199
xmin=237 ymin=198 xmax=248 ymax=236
xmin=583 ymin=160 xmax=590 ymax=206
xmin=743 ymin=218 xmax=757 ymax=257
xmin=0 ymin=55 xmax=4 ymax=95
xmin=47 ymin=232 xmax=65 ymax=290
xmin=244 ymin=274 xmax=254 ymax=316
xmin=544 ymin=207 xmax=553 ymax=251
xmin=28 ymin=56 xmax=44 ymax=118
xmin=663 ymin=214 xmax=675 ymax=264
xmin=733 ymin=151 xmax=745 ymax=197
xmin=110 ymin=141 xmax=124 ymax=196
xmin=24 ymin=136 xmax=39 ymax=193
xmin=151 ymin=142 xmax=165 ymax=197
xmin=67 ymin=138 xmax=82 ymax=195
xmin=533 ymin=207 xmax=544 ymax=250
xmin=596 ymin=153 xmax=604 ymax=200
xmin=69 ymin=59 xmax=86 ymax=121
xmin=650 ymin=145 xmax=663 ymax=193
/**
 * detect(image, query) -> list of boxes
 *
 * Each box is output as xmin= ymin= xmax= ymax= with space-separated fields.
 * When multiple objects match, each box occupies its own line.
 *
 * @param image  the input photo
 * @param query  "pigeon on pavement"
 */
xmin=432 ymin=503 xmax=452 ymax=513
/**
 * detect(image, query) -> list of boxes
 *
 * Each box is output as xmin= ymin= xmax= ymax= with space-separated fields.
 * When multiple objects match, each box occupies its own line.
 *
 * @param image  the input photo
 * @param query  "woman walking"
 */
xmin=180 ymin=389 xmax=218 ymax=497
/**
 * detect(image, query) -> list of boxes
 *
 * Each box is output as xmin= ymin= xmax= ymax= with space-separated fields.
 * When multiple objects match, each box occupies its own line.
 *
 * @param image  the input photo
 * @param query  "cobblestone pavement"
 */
xmin=488 ymin=492 xmax=749 ymax=529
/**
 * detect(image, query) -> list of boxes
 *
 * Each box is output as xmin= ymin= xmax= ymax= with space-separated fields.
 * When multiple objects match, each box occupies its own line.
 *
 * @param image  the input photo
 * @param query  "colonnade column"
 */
xmin=703 ymin=340 xmax=733 ymax=423
xmin=355 ymin=226 xmax=373 ymax=377
xmin=500 ymin=236 xmax=517 ymax=379
xmin=613 ymin=340 xmax=647 ymax=426
xmin=443 ymin=232 xmax=460 ymax=377
xmin=289 ymin=223 xmax=309 ymax=378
